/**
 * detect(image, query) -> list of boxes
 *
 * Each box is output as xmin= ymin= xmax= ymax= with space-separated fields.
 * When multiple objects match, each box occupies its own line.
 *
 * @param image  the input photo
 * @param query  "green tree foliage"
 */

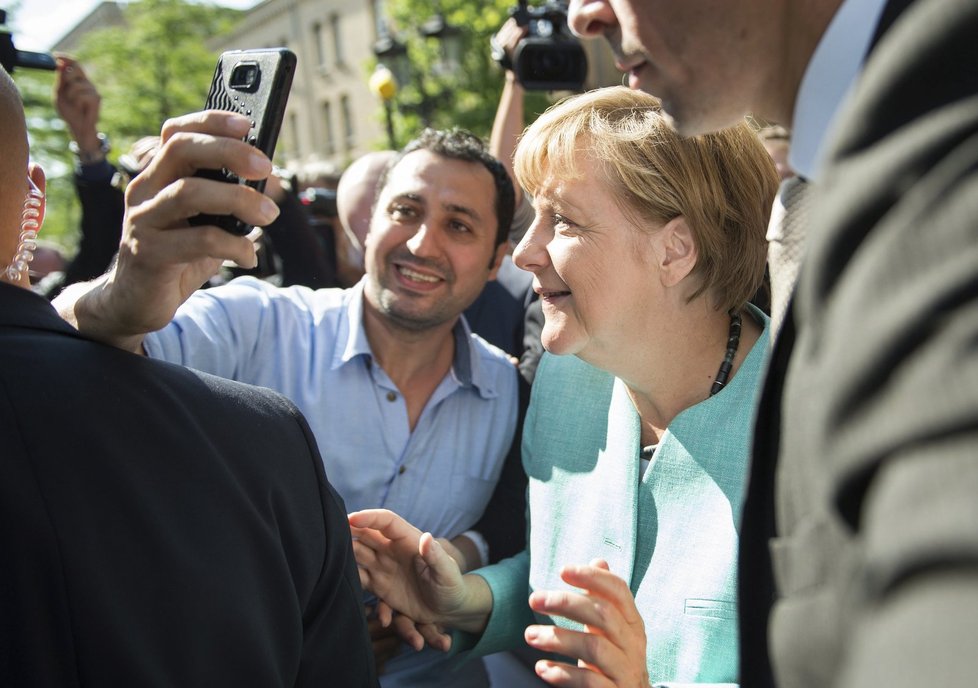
xmin=8 ymin=1 xmax=76 ymax=247
xmin=11 ymin=0 xmax=242 ymax=253
xmin=379 ymin=0 xmax=552 ymax=146
xmin=14 ymin=68 xmax=79 ymax=251
xmin=76 ymin=0 xmax=241 ymax=142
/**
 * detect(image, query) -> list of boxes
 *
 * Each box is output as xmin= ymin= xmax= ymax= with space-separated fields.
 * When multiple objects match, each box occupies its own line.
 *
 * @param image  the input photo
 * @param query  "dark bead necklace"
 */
xmin=709 ymin=309 xmax=742 ymax=396
xmin=640 ymin=310 xmax=742 ymax=462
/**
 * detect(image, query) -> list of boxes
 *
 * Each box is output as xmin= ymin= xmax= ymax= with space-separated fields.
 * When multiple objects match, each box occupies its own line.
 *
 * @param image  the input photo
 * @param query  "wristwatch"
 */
xmin=69 ymin=132 xmax=111 ymax=165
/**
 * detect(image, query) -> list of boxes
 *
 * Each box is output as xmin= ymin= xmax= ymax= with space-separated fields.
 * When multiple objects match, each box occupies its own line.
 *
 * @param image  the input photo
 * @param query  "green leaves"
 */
xmin=12 ymin=0 xmax=241 ymax=250
xmin=378 ymin=0 xmax=551 ymax=145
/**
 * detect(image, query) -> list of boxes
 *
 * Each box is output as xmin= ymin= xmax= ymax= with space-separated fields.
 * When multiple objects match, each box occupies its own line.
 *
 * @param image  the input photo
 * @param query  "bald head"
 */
xmin=0 ymin=67 xmax=28 ymax=182
xmin=1 ymin=67 xmax=31 ymax=277
xmin=336 ymin=150 xmax=397 ymax=261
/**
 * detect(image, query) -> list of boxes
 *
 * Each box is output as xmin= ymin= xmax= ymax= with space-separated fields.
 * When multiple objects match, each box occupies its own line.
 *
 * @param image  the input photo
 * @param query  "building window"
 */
xmin=330 ymin=13 xmax=344 ymax=66
xmin=323 ymin=101 xmax=335 ymax=156
xmin=288 ymin=111 xmax=299 ymax=159
xmin=313 ymin=22 xmax=326 ymax=68
xmin=340 ymin=94 xmax=354 ymax=151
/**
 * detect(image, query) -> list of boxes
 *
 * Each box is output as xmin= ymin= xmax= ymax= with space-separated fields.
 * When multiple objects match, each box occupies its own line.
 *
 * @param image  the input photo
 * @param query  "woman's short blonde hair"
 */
xmin=515 ymin=86 xmax=779 ymax=313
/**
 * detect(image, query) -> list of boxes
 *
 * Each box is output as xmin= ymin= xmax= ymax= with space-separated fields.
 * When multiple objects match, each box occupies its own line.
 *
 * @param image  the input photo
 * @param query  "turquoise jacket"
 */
xmin=470 ymin=309 xmax=769 ymax=686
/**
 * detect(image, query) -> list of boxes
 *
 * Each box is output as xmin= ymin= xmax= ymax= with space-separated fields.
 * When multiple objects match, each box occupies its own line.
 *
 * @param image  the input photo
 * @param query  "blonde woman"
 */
xmin=351 ymin=86 xmax=778 ymax=687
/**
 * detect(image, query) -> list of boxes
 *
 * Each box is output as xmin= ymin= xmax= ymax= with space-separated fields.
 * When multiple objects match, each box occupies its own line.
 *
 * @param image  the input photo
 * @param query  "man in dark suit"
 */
xmin=568 ymin=0 xmax=978 ymax=686
xmin=0 ymin=64 xmax=377 ymax=687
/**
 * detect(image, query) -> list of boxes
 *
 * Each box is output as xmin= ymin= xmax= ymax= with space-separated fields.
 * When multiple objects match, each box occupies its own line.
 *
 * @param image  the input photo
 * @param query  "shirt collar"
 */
xmin=334 ymin=277 xmax=485 ymax=393
xmin=338 ymin=278 xmax=372 ymax=364
xmin=789 ymin=0 xmax=889 ymax=180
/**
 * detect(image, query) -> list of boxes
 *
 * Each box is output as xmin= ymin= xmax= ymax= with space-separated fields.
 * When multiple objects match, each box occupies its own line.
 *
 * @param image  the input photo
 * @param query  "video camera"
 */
xmin=493 ymin=0 xmax=587 ymax=92
xmin=0 ymin=9 xmax=57 ymax=74
xmin=299 ymin=187 xmax=338 ymax=222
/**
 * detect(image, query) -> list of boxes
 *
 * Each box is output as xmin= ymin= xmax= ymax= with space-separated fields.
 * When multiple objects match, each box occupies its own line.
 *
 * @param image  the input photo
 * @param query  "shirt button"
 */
xmin=398 ymin=465 xmax=407 ymax=475
xmin=386 ymin=391 xmax=397 ymax=402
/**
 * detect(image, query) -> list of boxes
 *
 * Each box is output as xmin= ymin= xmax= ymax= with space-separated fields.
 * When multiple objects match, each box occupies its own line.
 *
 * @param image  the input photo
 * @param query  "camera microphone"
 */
xmin=0 ymin=10 xmax=57 ymax=74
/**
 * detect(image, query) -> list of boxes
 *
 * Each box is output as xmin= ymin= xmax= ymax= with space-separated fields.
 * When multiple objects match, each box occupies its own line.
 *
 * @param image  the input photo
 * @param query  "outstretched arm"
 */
xmin=348 ymin=509 xmax=495 ymax=645
xmin=489 ymin=18 xmax=528 ymax=211
xmin=54 ymin=110 xmax=278 ymax=353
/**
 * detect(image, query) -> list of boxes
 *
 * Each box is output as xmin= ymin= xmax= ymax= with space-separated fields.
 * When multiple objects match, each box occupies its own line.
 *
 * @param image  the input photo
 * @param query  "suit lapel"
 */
xmin=871 ymin=0 xmax=917 ymax=48
xmin=525 ymin=359 xmax=640 ymax=608
xmin=603 ymin=377 xmax=642 ymax=589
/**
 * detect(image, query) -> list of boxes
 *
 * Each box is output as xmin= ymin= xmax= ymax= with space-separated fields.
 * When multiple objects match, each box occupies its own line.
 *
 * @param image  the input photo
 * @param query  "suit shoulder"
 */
xmin=189 ymin=368 xmax=303 ymax=419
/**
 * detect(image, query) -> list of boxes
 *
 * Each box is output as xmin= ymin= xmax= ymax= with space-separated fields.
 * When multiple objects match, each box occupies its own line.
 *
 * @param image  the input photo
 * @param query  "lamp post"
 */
xmin=370 ymin=12 xmax=462 ymax=136
xmin=419 ymin=13 xmax=462 ymax=77
xmin=368 ymin=63 xmax=398 ymax=149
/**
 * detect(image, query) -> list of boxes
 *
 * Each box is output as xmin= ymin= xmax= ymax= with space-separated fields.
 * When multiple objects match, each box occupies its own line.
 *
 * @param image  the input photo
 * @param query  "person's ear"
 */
xmin=28 ymin=162 xmax=46 ymax=198
xmin=658 ymin=216 xmax=697 ymax=287
xmin=487 ymin=241 xmax=508 ymax=281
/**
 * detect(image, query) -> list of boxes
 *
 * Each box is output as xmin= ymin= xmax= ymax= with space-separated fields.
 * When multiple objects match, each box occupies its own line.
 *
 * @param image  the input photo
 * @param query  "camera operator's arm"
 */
xmin=489 ymin=18 xmax=528 ymax=212
xmin=55 ymin=56 xmax=105 ymax=166
xmin=52 ymin=56 xmax=124 ymax=293
xmin=54 ymin=111 xmax=278 ymax=354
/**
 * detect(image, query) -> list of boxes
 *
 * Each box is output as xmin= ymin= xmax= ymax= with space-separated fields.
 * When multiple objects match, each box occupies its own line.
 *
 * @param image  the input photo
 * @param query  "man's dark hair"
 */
xmin=377 ymin=128 xmax=516 ymax=247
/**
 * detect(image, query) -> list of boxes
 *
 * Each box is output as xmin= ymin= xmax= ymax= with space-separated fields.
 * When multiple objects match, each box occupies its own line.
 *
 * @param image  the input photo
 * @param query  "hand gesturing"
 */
xmin=525 ymin=559 xmax=650 ymax=687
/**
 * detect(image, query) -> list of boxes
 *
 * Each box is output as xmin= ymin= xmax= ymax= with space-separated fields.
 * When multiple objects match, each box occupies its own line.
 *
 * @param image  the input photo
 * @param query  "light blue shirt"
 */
xmin=790 ymin=0 xmax=889 ymax=180
xmin=144 ymin=276 xmax=518 ymax=540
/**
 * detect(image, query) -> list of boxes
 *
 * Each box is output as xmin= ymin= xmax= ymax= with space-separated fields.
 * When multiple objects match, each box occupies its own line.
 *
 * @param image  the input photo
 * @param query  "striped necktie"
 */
xmin=766 ymin=175 xmax=812 ymax=340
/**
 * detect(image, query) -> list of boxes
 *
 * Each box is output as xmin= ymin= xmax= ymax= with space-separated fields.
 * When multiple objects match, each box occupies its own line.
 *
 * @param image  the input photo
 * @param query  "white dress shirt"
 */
xmin=790 ymin=0 xmax=890 ymax=180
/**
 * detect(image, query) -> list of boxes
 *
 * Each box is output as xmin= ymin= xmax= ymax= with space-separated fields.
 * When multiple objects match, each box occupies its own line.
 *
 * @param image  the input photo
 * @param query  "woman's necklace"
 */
xmin=709 ymin=309 xmax=742 ymax=396
xmin=640 ymin=310 xmax=742 ymax=461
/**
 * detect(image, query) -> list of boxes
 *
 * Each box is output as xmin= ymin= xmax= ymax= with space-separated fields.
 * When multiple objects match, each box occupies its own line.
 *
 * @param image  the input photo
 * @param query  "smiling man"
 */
xmin=56 ymin=125 xmax=518 ymax=687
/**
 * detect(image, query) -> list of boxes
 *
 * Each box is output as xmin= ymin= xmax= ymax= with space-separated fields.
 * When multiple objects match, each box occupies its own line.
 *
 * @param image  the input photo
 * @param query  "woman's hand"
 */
xmin=525 ymin=559 xmax=650 ymax=687
xmin=349 ymin=509 xmax=494 ymax=648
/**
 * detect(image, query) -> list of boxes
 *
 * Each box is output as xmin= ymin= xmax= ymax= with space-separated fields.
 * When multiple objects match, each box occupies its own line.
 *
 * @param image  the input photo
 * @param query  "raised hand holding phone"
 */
xmin=190 ymin=48 xmax=296 ymax=235
xmin=54 ymin=98 xmax=284 ymax=356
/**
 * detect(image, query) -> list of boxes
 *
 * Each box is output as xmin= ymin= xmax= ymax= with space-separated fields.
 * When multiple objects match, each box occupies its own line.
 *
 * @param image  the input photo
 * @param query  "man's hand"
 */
xmin=367 ymin=608 xmax=402 ymax=674
xmin=349 ymin=509 xmax=494 ymax=645
xmin=54 ymin=110 xmax=279 ymax=352
xmin=524 ymin=559 xmax=650 ymax=688
xmin=54 ymin=56 xmax=103 ymax=158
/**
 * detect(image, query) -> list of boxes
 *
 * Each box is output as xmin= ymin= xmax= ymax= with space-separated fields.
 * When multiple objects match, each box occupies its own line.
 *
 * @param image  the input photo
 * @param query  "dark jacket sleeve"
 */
xmin=764 ymin=2 xmax=978 ymax=686
xmin=60 ymin=169 xmax=124 ymax=289
xmin=286 ymin=402 xmax=379 ymax=687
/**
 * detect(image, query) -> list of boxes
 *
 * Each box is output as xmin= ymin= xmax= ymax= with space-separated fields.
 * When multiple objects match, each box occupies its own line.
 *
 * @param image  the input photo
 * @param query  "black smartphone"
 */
xmin=190 ymin=48 xmax=297 ymax=235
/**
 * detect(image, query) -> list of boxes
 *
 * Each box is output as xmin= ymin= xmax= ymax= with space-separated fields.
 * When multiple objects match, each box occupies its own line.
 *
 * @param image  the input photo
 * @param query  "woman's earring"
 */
xmin=4 ymin=178 xmax=45 ymax=283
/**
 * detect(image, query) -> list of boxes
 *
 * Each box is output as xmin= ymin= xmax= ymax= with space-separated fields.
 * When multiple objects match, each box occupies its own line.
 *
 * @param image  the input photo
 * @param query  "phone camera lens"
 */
xmin=229 ymin=63 xmax=261 ymax=92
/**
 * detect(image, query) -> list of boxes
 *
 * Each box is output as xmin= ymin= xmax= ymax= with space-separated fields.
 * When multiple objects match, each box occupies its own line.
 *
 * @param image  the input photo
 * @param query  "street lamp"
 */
xmin=370 ymin=12 xmax=461 ymax=136
xmin=368 ymin=63 xmax=398 ymax=150
xmin=419 ymin=13 xmax=462 ymax=77
xmin=372 ymin=31 xmax=409 ymax=88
